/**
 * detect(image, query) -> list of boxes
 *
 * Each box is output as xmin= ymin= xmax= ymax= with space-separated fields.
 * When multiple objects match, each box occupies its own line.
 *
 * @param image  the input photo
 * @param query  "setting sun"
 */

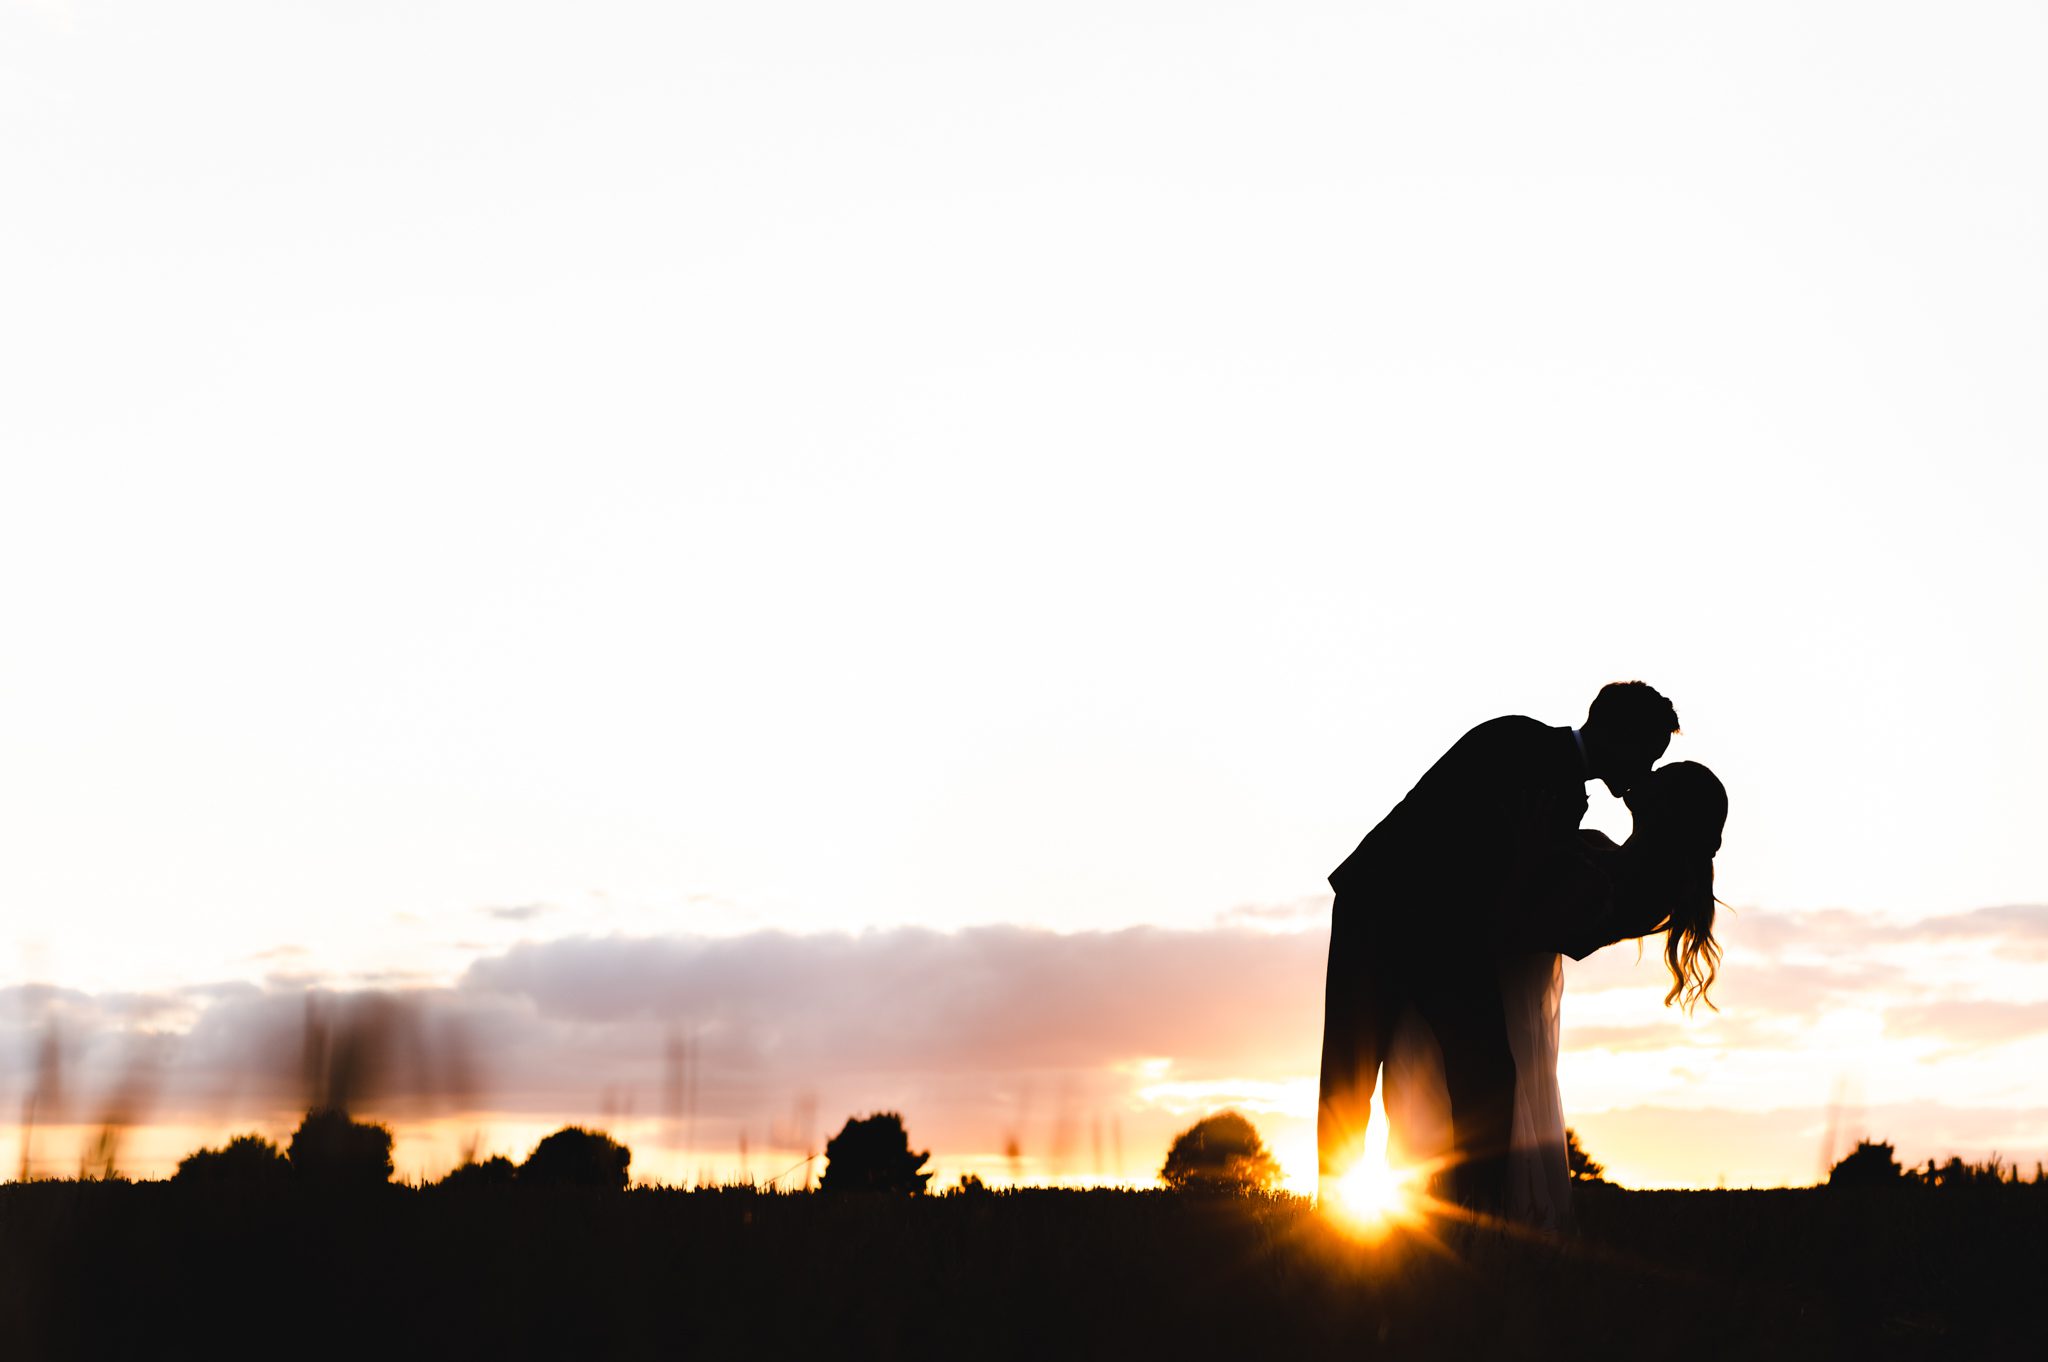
xmin=1326 ymin=1089 xmax=1429 ymax=1234
xmin=1335 ymin=1155 xmax=1420 ymax=1231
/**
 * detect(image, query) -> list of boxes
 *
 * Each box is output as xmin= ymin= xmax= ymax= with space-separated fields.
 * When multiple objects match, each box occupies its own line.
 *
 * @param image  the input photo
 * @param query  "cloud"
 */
xmin=1905 ymin=905 xmax=2048 ymax=958
xmin=1212 ymin=896 xmax=1332 ymax=929
xmin=1728 ymin=903 xmax=2048 ymax=956
xmin=459 ymin=924 xmax=1328 ymax=1084
xmin=1568 ymin=903 xmax=2048 ymax=1028
xmin=481 ymin=904 xmax=552 ymax=923
xmin=1563 ymin=1024 xmax=1712 ymax=1053
xmin=1708 ymin=958 xmax=1908 ymax=1019
xmin=0 ymin=927 xmax=1329 ymax=1168
xmin=1565 ymin=926 xmax=1903 ymax=1023
xmin=1884 ymin=1000 xmax=2048 ymax=1050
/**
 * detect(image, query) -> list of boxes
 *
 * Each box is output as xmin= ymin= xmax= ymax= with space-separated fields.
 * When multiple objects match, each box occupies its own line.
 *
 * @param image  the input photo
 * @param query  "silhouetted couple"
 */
xmin=1318 ymin=681 xmax=1728 ymax=1227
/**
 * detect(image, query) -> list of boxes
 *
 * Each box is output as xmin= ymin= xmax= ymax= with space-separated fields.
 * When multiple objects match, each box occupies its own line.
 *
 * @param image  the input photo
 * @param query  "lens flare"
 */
xmin=1323 ymin=1087 xmax=1431 ymax=1236
xmin=1337 ymin=1155 xmax=1413 ymax=1226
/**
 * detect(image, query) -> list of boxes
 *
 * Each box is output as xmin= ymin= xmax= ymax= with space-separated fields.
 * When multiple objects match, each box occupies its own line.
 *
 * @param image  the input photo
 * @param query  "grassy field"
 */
xmin=2 ymin=1180 xmax=2043 ymax=1360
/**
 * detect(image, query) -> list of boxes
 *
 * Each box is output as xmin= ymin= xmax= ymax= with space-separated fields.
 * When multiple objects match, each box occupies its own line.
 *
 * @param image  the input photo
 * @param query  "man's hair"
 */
xmin=1586 ymin=680 xmax=1680 ymax=737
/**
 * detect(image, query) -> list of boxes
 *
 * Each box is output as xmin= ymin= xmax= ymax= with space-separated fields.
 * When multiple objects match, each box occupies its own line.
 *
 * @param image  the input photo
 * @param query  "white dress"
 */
xmin=1380 ymin=951 xmax=1573 ymax=1230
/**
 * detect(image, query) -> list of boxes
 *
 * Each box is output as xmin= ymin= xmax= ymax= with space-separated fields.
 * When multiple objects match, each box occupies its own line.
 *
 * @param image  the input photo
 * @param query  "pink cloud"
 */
xmin=1884 ymin=1000 xmax=2048 ymax=1049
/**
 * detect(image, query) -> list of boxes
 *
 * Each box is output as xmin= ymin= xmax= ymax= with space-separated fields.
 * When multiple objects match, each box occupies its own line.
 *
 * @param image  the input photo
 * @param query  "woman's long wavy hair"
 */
xmin=1662 ymin=867 xmax=1723 ymax=1014
xmin=1637 ymin=762 xmax=1729 ymax=1014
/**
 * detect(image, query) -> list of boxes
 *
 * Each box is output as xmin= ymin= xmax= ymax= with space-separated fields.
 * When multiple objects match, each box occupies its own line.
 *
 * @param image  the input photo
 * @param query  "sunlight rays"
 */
xmin=1323 ymin=1085 xmax=1442 ymax=1239
xmin=1333 ymin=1153 xmax=1422 ymax=1231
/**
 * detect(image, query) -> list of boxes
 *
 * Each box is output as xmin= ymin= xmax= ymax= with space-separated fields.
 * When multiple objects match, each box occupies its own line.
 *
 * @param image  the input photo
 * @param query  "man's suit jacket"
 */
xmin=1328 ymin=715 xmax=1588 ymax=941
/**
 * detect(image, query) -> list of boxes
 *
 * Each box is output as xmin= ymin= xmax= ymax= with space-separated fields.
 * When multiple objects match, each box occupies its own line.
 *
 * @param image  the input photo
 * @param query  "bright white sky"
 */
xmin=3 ymin=3 xmax=2045 ymax=1185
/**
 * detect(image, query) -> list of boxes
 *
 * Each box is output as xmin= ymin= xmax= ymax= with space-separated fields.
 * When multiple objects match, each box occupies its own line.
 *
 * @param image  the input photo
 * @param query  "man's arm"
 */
xmin=1546 ymin=835 xmax=1675 ymax=961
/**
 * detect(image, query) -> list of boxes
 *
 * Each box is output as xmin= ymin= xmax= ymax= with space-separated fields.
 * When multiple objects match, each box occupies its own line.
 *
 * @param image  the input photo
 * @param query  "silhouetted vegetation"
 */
xmin=31 ymin=1115 xmax=2038 ymax=1360
xmin=286 ymin=1108 xmax=395 ymax=1188
xmin=518 ymin=1126 xmax=630 ymax=1190
xmin=1159 ymin=1111 xmax=1279 ymax=1192
xmin=1825 ymin=1140 xmax=2043 ymax=1192
xmin=434 ymin=1155 xmax=518 ymax=1190
xmin=5 ymin=1181 xmax=2046 ymax=1359
xmin=1914 ymin=1154 xmax=2028 ymax=1187
xmin=1565 ymin=1127 xmax=1605 ymax=1184
xmin=1828 ymin=1138 xmax=1905 ymax=1187
xmin=174 ymin=1134 xmax=291 ymax=1188
xmin=818 ymin=1111 xmax=932 ymax=1194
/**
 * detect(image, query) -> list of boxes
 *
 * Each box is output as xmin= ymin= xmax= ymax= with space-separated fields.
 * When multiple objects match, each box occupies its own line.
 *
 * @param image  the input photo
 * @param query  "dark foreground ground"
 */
xmin=3 ymin=1181 xmax=2044 ymax=1360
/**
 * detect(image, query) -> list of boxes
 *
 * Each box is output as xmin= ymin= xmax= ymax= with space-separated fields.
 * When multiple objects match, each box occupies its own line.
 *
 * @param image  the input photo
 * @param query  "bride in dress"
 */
xmin=1379 ymin=760 xmax=1728 ymax=1229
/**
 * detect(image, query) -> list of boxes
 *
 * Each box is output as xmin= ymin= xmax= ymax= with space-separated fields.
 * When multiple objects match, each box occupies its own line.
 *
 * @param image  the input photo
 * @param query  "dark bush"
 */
xmin=1160 ymin=1111 xmax=1279 ymax=1192
xmin=1828 ymin=1139 xmax=1904 ymax=1188
xmin=1566 ymin=1128 xmax=1606 ymax=1184
xmin=818 ymin=1112 xmax=932 ymax=1194
xmin=435 ymin=1154 xmax=518 ymax=1190
xmin=287 ymin=1109 xmax=395 ymax=1188
xmin=174 ymin=1134 xmax=291 ymax=1188
xmin=520 ymin=1127 xmax=631 ymax=1189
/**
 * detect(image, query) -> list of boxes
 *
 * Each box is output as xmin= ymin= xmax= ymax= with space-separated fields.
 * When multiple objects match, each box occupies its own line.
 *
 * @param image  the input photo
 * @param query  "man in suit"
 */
xmin=1317 ymin=681 xmax=1680 ymax=1215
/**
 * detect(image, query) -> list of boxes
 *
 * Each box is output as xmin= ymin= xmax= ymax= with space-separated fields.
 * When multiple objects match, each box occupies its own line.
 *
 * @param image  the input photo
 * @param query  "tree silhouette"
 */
xmin=175 ymin=1134 xmax=291 ymax=1188
xmin=1565 ymin=1128 xmax=1606 ymax=1184
xmin=520 ymin=1127 xmax=631 ymax=1189
xmin=435 ymin=1154 xmax=518 ymax=1190
xmin=1159 ymin=1111 xmax=1279 ymax=1193
xmin=1828 ymin=1139 xmax=1904 ymax=1188
xmin=287 ymin=1109 xmax=394 ymax=1188
xmin=818 ymin=1112 xmax=932 ymax=1194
